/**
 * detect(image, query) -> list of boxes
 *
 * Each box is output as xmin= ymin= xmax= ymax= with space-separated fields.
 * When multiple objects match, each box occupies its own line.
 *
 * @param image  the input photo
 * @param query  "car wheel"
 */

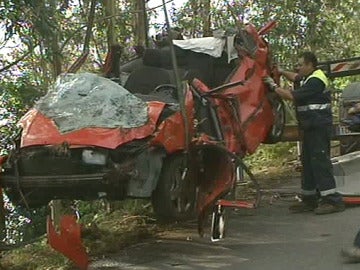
xmin=264 ymin=95 xmax=285 ymax=144
xmin=152 ymin=154 xmax=197 ymax=222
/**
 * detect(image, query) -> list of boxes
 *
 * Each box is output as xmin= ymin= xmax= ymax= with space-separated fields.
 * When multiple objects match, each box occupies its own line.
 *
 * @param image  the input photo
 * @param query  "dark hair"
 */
xmin=300 ymin=51 xmax=318 ymax=67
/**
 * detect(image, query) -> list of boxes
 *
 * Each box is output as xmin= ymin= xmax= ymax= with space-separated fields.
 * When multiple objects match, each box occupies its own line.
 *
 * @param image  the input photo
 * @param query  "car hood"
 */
xmin=19 ymin=73 xmax=166 ymax=149
xmin=36 ymin=72 xmax=151 ymax=132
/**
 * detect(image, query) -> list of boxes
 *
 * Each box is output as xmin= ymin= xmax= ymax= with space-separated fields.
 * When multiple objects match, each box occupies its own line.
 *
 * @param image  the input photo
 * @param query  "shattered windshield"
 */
xmin=35 ymin=73 xmax=149 ymax=133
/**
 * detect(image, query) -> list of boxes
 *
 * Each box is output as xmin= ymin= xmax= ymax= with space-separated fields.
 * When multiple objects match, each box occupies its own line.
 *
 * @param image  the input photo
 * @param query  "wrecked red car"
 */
xmin=0 ymin=21 xmax=284 ymax=224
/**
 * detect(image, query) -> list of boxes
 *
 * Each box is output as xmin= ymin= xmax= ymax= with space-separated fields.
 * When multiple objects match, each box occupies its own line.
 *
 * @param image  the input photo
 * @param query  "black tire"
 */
xmin=264 ymin=94 xmax=286 ymax=144
xmin=151 ymin=154 xmax=197 ymax=222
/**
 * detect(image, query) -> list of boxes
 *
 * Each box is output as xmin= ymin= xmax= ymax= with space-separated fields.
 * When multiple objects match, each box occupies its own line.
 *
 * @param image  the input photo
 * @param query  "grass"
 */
xmin=0 ymin=239 xmax=72 ymax=270
xmin=0 ymin=200 xmax=158 ymax=270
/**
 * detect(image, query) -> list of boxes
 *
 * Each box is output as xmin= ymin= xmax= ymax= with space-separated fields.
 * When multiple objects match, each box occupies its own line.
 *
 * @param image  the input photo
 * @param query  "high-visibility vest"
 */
xmin=304 ymin=69 xmax=329 ymax=88
xmin=295 ymin=69 xmax=332 ymax=129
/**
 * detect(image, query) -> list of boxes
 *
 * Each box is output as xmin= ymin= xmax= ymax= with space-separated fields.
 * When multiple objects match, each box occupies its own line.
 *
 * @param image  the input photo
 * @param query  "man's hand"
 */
xmin=263 ymin=76 xmax=278 ymax=92
xmin=263 ymin=76 xmax=294 ymax=100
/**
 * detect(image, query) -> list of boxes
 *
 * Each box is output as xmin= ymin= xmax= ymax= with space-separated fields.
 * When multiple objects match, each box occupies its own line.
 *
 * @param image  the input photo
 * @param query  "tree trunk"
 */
xmin=104 ymin=0 xmax=117 ymax=47
xmin=51 ymin=34 xmax=62 ymax=77
xmin=190 ymin=0 xmax=198 ymax=37
xmin=31 ymin=0 xmax=61 ymax=79
xmin=49 ymin=0 xmax=62 ymax=77
xmin=201 ymin=0 xmax=211 ymax=37
xmin=0 ymin=189 xmax=5 ymax=240
xmin=134 ymin=0 xmax=148 ymax=46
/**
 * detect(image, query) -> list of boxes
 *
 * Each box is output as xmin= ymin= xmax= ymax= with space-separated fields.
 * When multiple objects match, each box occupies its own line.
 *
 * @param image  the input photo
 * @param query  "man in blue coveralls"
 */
xmin=264 ymin=51 xmax=345 ymax=215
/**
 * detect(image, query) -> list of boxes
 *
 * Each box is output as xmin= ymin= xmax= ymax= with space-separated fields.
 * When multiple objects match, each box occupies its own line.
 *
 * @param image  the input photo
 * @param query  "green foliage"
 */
xmin=0 ymin=94 xmax=22 ymax=156
xmin=3 ymin=196 xmax=47 ymax=245
xmin=244 ymin=142 xmax=298 ymax=172
xmin=0 ymin=76 xmax=45 ymax=156
xmin=77 ymin=198 xmax=153 ymax=225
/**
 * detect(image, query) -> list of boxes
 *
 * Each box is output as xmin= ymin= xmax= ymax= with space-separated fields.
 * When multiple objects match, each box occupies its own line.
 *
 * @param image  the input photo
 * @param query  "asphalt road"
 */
xmin=89 ymin=178 xmax=360 ymax=270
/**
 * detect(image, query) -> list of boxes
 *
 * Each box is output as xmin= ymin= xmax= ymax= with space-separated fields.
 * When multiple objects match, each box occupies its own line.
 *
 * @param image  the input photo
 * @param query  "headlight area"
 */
xmin=82 ymin=149 xmax=108 ymax=165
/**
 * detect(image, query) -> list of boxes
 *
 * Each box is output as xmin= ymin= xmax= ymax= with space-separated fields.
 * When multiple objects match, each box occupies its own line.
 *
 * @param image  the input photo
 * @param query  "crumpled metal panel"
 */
xmin=47 ymin=215 xmax=88 ymax=270
xmin=19 ymin=102 xmax=165 ymax=149
xmin=35 ymin=73 xmax=148 ymax=133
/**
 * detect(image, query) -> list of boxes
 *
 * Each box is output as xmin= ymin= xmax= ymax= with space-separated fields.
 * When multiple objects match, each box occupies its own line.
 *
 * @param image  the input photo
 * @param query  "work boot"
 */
xmin=341 ymin=246 xmax=360 ymax=263
xmin=289 ymin=195 xmax=318 ymax=213
xmin=314 ymin=200 xmax=345 ymax=215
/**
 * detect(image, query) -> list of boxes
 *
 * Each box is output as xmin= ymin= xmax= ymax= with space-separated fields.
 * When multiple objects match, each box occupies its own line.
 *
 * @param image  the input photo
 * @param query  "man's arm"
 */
xmin=279 ymin=70 xmax=299 ymax=83
xmin=274 ymin=87 xmax=294 ymax=100
xmin=263 ymin=76 xmax=294 ymax=100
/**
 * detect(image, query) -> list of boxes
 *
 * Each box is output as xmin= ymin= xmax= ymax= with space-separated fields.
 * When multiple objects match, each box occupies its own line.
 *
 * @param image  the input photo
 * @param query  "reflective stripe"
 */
xmin=320 ymin=188 xmax=337 ymax=196
xmin=297 ymin=103 xmax=331 ymax=112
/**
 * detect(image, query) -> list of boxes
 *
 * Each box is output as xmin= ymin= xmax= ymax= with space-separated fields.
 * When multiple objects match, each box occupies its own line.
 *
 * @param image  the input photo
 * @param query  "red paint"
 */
xmin=19 ymin=102 xmax=165 ymax=149
xmin=216 ymin=199 xmax=255 ymax=209
xmin=151 ymin=89 xmax=195 ymax=153
xmin=47 ymin=215 xmax=89 ymax=270
xmin=343 ymin=197 xmax=360 ymax=205
xmin=193 ymin=21 xmax=277 ymax=224
xmin=195 ymin=150 xmax=236 ymax=219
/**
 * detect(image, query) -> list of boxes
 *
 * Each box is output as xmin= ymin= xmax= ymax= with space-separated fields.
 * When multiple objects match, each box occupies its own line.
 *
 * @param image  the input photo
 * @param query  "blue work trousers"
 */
xmin=301 ymin=125 xmax=337 ymax=198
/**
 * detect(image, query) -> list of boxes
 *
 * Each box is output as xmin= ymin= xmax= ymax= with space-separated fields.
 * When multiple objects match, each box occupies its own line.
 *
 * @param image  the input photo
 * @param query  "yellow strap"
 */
xmin=304 ymin=69 xmax=329 ymax=87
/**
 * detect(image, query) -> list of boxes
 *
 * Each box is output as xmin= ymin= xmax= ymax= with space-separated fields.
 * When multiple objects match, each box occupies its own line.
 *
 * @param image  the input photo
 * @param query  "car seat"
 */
xmin=124 ymin=49 xmax=176 ymax=95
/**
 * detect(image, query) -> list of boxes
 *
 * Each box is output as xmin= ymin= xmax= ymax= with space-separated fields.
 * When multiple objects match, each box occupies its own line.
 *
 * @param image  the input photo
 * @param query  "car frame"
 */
xmin=0 ymin=21 xmax=284 ymax=223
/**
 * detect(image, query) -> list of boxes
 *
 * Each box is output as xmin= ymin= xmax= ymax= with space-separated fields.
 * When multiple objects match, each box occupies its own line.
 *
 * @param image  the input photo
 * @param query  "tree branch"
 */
xmin=0 ymin=49 xmax=34 ymax=73
xmin=67 ymin=0 xmax=96 ymax=73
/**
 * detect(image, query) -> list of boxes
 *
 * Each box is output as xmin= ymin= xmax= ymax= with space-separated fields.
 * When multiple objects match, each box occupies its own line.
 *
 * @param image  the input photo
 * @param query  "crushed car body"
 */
xmin=0 ymin=21 xmax=284 ymax=268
